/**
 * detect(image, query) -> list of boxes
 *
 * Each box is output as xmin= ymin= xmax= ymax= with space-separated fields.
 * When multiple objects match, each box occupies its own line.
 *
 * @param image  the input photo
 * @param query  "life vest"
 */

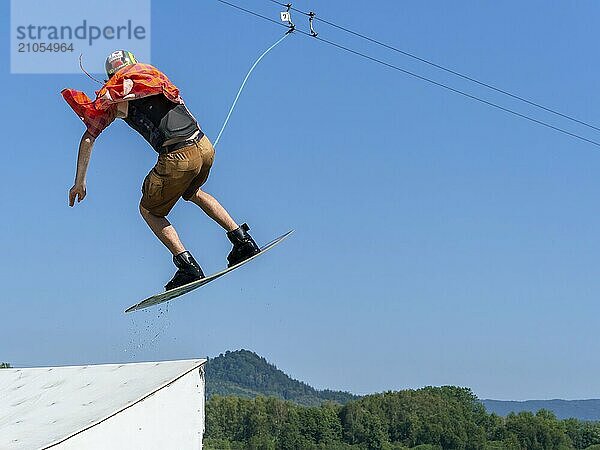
xmin=123 ymin=94 xmax=200 ymax=152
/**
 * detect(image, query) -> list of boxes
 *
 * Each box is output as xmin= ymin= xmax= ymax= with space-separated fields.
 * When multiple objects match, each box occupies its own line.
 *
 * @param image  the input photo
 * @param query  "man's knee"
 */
xmin=188 ymin=188 xmax=205 ymax=204
xmin=139 ymin=202 xmax=164 ymax=220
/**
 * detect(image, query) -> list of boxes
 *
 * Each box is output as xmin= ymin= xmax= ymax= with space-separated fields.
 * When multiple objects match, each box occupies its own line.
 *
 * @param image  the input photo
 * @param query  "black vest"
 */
xmin=123 ymin=94 xmax=199 ymax=152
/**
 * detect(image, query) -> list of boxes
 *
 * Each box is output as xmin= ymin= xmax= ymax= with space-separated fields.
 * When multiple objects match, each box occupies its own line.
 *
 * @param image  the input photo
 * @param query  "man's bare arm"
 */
xmin=69 ymin=131 xmax=95 ymax=207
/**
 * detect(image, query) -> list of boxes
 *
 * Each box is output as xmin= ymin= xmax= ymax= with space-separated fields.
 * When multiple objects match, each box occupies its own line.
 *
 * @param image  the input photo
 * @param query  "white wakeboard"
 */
xmin=125 ymin=230 xmax=293 ymax=313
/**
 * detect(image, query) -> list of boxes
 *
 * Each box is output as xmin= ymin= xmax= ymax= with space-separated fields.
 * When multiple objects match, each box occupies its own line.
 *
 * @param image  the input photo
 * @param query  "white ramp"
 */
xmin=0 ymin=359 xmax=206 ymax=449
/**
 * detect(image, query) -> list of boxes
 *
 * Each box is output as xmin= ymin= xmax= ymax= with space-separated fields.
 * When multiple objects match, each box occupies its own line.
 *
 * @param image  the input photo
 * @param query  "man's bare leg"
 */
xmin=139 ymin=204 xmax=186 ymax=256
xmin=140 ymin=203 xmax=204 ymax=290
xmin=190 ymin=188 xmax=260 ymax=267
xmin=190 ymin=189 xmax=238 ymax=232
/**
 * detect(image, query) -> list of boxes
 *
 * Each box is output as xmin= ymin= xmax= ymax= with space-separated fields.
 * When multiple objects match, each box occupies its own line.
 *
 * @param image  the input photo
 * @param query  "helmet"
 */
xmin=105 ymin=50 xmax=137 ymax=78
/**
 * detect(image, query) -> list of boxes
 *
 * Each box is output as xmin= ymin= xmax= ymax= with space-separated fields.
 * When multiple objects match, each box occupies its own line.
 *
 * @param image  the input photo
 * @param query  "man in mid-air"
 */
xmin=62 ymin=50 xmax=260 ymax=290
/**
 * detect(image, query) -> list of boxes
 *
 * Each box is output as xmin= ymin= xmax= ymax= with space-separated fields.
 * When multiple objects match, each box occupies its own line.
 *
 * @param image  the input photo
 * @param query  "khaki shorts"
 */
xmin=141 ymin=135 xmax=215 ymax=217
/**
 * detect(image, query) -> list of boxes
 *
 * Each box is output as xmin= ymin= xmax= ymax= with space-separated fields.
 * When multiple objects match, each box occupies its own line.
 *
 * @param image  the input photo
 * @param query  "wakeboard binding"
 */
xmin=227 ymin=223 xmax=260 ymax=267
xmin=165 ymin=251 xmax=205 ymax=291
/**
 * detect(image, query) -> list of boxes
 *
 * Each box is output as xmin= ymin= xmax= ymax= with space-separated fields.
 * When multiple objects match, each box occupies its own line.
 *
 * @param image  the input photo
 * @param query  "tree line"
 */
xmin=204 ymin=386 xmax=600 ymax=450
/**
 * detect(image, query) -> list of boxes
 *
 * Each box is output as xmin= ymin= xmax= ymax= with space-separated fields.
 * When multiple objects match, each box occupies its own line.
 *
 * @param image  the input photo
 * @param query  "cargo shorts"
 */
xmin=140 ymin=135 xmax=215 ymax=217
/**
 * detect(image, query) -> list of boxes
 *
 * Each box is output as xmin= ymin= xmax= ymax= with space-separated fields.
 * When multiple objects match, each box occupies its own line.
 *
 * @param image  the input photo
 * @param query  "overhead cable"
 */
xmin=215 ymin=0 xmax=600 ymax=148
xmin=267 ymin=0 xmax=600 ymax=134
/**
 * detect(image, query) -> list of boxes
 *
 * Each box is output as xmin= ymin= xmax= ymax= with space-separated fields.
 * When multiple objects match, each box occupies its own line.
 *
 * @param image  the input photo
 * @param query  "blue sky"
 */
xmin=3 ymin=0 xmax=600 ymax=400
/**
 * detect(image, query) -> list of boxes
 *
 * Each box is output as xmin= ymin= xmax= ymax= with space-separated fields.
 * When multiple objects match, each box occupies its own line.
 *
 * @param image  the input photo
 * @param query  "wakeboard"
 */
xmin=125 ymin=230 xmax=293 ymax=313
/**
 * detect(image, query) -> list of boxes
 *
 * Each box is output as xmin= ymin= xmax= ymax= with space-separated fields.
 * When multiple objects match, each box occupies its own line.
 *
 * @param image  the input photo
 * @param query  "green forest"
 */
xmin=204 ymin=387 xmax=600 ymax=450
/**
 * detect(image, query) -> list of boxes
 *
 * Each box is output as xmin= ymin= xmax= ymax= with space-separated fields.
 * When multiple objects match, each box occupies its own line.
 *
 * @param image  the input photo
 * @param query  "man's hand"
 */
xmin=69 ymin=183 xmax=87 ymax=207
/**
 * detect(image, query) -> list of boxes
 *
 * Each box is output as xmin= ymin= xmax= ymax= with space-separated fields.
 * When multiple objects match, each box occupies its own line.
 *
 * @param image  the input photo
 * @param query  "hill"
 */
xmin=204 ymin=350 xmax=600 ymax=421
xmin=482 ymin=399 xmax=600 ymax=421
xmin=204 ymin=349 xmax=358 ymax=406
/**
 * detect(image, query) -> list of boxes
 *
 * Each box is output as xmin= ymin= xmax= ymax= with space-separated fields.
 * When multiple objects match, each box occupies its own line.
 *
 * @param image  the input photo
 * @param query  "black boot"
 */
xmin=227 ymin=223 xmax=260 ymax=267
xmin=165 ymin=251 xmax=205 ymax=291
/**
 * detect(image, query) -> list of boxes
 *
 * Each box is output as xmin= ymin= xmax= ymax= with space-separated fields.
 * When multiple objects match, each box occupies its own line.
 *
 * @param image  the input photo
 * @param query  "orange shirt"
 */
xmin=61 ymin=63 xmax=183 ymax=138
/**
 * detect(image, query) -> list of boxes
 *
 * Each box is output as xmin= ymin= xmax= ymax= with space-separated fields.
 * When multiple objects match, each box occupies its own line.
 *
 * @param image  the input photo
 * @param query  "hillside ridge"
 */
xmin=205 ymin=349 xmax=358 ymax=406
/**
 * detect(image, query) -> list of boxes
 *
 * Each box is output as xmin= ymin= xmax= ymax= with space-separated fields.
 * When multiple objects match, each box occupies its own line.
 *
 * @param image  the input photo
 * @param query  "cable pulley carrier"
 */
xmin=280 ymin=3 xmax=295 ymax=33
xmin=308 ymin=11 xmax=318 ymax=37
